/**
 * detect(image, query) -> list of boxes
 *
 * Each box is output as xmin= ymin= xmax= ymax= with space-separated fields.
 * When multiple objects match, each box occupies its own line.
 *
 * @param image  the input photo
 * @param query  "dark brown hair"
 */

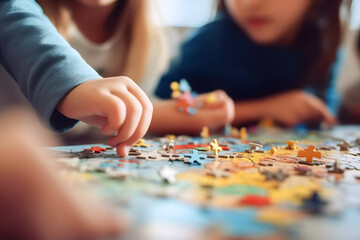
xmin=218 ymin=0 xmax=342 ymax=89
xmin=36 ymin=0 xmax=169 ymax=82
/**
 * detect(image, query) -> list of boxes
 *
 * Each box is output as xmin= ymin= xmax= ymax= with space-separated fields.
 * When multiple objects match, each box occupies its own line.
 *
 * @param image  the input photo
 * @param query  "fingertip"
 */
xmin=116 ymin=145 xmax=130 ymax=157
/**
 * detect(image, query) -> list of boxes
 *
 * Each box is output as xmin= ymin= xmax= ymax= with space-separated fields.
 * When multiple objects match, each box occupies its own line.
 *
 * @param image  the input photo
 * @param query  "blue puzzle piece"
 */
xmin=179 ymin=79 xmax=192 ymax=92
xmin=184 ymin=149 xmax=207 ymax=165
xmin=187 ymin=107 xmax=197 ymax=115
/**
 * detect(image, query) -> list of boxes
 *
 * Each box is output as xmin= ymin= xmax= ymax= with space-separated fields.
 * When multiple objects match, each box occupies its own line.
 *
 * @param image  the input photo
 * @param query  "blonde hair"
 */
xmin=36 ymin=0 xmax=168 ymax=82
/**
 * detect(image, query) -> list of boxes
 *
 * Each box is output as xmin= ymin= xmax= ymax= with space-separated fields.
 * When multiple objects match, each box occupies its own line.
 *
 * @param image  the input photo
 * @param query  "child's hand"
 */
xmin=196 ymin=90 xmax=235 ymax=126
xmin=0 ymin=109 xmax=124 ymax=240
xmin=58 ymin=77 xmax=153 ymax=156
xmin=151 ymin=90 xmax=235 ymax=134
xmin=261 ymin=90 xmax=335 ymax=127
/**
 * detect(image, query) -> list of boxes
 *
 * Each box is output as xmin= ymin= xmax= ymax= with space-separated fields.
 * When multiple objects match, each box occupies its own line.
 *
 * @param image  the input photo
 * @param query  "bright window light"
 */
xmin=350 ymin=0 xmax=360 ymax=29
xmin=154 ymin=0 xmax=215 ymax=27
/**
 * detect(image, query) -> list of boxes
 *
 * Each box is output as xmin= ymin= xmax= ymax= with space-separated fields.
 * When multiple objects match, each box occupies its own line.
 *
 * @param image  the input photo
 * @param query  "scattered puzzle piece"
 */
xmin=134 ymin=139 xmax=148 ymax=147
xmin=170 ymin=81 xmax=181 ymax=99
xmin=262 ymin=169 xmax=288 ymax=181
xmin=337 ymin=141 xmax=352 ymax=151
xmin=270 ymin=146 xmax=278 ymax=154
xmin=158 ymin=165 xmax=177 ymax=184
xmin=206 ymin=139 xmax=223 ymax=156
xmin=200 ymin=126 xmax=210 ymax=138
xmin=166 ymin=135 xmax=176 ymax=141
xmin=184 ymin=149 xmax=207 ymax=165
xmin=298 ymin=145 xmax=321 ymax=163
xmin=240 ymin=127 xmax=247 ymax=141
xmin=84 ymin=146 xmax=106 ymax=153
xmin=301 ymin=191 xmax=327 ymax=215
xmin=167 ymin=140 xmax=175 ymax=153
xmin=246 ymin=142 xmax=263 ymax=153
xmin=285 ymin=140 xmax=298 ymax=150
xmin=224 ymin=124 xmax=231 ymax=136
xmin=240 ymin=195 xmax=271 ymax=207
xmin=205 ymin=93 xmax=217 ymax=104
xmin=328 ymin=159 xmax=344 ymax=174
xmin=231 ymin=127 xmax=239 ymax=138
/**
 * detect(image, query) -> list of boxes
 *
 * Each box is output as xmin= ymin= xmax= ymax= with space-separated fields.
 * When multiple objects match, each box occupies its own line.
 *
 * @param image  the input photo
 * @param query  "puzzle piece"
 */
xmin=262 ymin=169 xmax=288 ymax=181
xmin=231 ymin=127 xmax=239 ymax=138
xmin=178 ymin=79 xmax=192 ymax=92
xmin=285 ymin=140 xmax=298 ymax=150
xmin=270 ymin=146 xmax=278 ymax=154
xmin=84 ymin=146 xmax=106 ymax=153
xmin=337 ymin=141 xmax=352 ymax=151
xmin=184 ymin=149 xmax=207 ymax=165
xmin=167 ymin=140 xmax=175 ymax=153
xmin=176 ymin=91 xmax=197 ymax=115
xmin=166 ymin=135 xmax=176 ymax=141
xmin=200 ymin=126 xmax=210 ymax=138
xmin=240 ymin=195 xmax=271 ymax=207
xmin=301 ymin=191 xmax=327 ymax=215
xmin=129 ymin=148 xmax=142 ymax=155
xmin=205 ymin=93 xmax=217 ymax=104
xmin=328 ymin=159 xmax=344 ymax=174
xmin=298 ymin=145 xmax=321 ymax=163
xmin=246 ymin=142 xmax=263 ymax=153
xmin=240 ymin=127 xmax=247 ymax=141
xmin=134 ymin=139 xmax=148 ymax=147
xmin=158 ymin=165 xmax=177 ymax=184
xmin=170 ymin=81 xmax=181 ymax=99
xmin=206 ymin=139 xmax=223 ymax=156
xmin=224 ymin=124 xmax=232 ymax=136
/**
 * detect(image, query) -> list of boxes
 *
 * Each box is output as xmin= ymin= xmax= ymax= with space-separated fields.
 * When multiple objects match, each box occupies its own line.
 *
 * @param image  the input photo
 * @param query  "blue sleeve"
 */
xmin=0 ymin=0 xmax=101 ymax=132
xmin=304 ymin=49 xmax=343 ymax=115
xmin=325 ymin=49 xmax=343 ymax=114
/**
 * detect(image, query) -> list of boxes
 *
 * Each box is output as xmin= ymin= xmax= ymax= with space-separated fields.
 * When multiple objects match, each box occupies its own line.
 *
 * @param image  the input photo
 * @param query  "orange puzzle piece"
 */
xmin=298 ymin=145 xmax=321 ymax=163
xmin=285 ymin=140 xmax=298 ymax=150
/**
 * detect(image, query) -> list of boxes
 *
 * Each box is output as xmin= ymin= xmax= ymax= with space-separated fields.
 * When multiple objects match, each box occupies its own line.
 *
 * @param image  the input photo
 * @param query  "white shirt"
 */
xmin=67 ymin=24 xmax=163 ymax=99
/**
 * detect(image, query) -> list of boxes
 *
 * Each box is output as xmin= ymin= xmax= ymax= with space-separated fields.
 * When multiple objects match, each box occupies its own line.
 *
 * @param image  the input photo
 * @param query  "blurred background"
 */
xmin=2 ymin=0 xmax=359 ymax=107
xmin=154 ymin=0 xmax=360 ymax=95
xmin=1 ymin=0 xmax=360 ymax=144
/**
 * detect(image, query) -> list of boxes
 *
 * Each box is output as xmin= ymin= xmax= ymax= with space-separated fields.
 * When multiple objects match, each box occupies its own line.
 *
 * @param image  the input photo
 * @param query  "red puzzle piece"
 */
xmin=239 ymin=195 xmax=271 ymax=207
xmin=84 ymin=146 xmax=106 ymax=153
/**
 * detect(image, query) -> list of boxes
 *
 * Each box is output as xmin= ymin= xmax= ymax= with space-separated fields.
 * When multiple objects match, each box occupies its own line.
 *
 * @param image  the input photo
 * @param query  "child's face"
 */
xmin=225 ymin=0 xmax=311 ymax=44
xmin=76 ymin=0 xmax=118 ymax=7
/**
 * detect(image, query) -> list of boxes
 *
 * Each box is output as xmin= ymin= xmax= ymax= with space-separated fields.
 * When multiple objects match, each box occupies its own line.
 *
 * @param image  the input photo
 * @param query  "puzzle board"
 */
xmin=52 ymin=126 xmax=360 ymax=240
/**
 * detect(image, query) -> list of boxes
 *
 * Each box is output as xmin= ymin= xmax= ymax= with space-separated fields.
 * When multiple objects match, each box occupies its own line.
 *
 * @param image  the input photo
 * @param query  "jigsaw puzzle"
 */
xmin=52 ymin=125 xmax=360 ymax=240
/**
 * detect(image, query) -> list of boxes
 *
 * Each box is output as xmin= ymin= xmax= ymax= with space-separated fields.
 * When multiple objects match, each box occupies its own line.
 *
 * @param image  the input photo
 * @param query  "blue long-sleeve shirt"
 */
xmin=0 ymin=0 xmax=101 ymax=132
xmin=155 ymin=12 xmax=340 ymax=113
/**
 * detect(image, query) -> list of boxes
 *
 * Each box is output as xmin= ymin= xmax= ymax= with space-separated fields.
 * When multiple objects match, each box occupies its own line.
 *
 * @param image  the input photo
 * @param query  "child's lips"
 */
xmin=245 ymin=17 xmax=271 ymax=28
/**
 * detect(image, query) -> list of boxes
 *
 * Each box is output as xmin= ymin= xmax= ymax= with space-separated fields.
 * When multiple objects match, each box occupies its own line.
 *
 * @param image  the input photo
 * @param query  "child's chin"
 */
xmin=247 ymin=33 xmax=281 ymax=45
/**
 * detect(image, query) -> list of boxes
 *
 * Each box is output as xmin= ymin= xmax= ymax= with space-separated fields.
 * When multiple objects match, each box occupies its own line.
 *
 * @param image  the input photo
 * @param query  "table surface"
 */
xmin=52 ymin=125 xmax=360 ymax=240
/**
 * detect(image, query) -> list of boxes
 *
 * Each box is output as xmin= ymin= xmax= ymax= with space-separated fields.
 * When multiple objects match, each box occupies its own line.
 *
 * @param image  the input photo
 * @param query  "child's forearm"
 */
xmin=233 ymin=99 xmax=266 ymax=125
xmin=0 ymin=1 xmax=100 ymax=132
xmin=150 ymin=100 xmax=204 ymax=135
